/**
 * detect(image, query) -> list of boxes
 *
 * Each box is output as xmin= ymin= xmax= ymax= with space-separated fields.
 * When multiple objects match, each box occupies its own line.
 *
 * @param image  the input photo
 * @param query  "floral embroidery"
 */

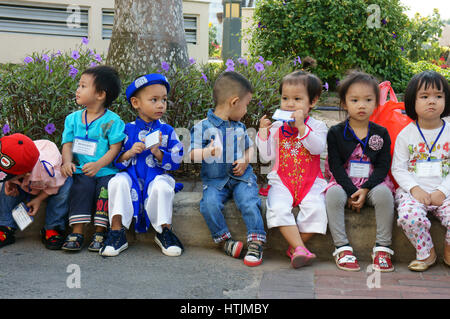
xmin=368 ymin=134 xmax=383 ymax=151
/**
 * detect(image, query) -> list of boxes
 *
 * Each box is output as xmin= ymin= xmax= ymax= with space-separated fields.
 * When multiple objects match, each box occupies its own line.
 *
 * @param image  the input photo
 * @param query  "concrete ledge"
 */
xmin=21 ymin=190 xmax=446 ymax=263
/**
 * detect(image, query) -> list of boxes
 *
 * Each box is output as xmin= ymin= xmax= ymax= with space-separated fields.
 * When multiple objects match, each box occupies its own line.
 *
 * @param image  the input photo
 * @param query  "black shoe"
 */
xmin=154 ymin=227 xmax=184 ymax=257
xmin=0 ymin=226 xmax=15 ymax=248
xmin=41 ymin=228 xmax=65 ymax=250
xmin=88 ymin=232 xmax=107 ymax=252
xmin=62 ymin=233 xmax=84 ymax=251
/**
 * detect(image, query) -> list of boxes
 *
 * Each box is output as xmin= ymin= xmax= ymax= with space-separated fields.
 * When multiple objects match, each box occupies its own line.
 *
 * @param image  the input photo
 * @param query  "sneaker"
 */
xmin=62 ymin=233 xmax=84 ymax=251
xmin=0 ymin=226 xmax=15 ymax=248
xmin=88 ymin=232 xmax=107 ymax=252
xmin=155 ymin=227 xmax=184 ymax=257
xmin=99 ymin=228 xmax=128 ymax=257
xmin=244 ymin=241 xmax=263 ymax=267
xmin=41 ymin=228 xmax=65 ymax=250
xmin=223 ymin=238 xmax=243 ymax=258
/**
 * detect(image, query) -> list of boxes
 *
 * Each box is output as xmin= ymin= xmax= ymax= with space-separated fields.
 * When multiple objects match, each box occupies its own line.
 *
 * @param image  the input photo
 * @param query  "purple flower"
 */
xmin=254 ymin=62 xmax=264 ymax=72
xmin=225 ymin=59 xmax=235 ymax=67
xmin=369 ymin=135 xmax=384 ymax=151
xmin=90 ymin=62 xmax=98 ymax=67
xmin=68 ymin=65 xmax=79 ymax=79
xmin=82 ymin=37 xmax=89 ymax=45
xmin=392 ymin=32 xmax=397 ymax=39
xmin=258 ymin=56 xmax=264 ymax=62
xmin=94 ymin=54 xmax=102 ymax=62
xmin=293 ymin=56 xmax=302 ymax=66
xmin=71 ymin=50 xmax=80 ymax=60
xmin=201 ymin=72 xmax=208 ymax=83
xmin=42 ymin=54 xmax=50 ymax=63
xmin=45 ymin=123 xmax=56 ymax=135
xmin=161 ymin=61 xmax=170 ymax=72
xmin=323 ymin=82 xmax=329 ymax=91
xmin=189 ymin=58 xmax=196 ymax=65
xmin=258 ymin=100 xmax=264 ymax=109
xmin=265 ymin=60 xmax=272 ymax=66
xmin=89 ymin=49 xmax=95 ymax=56
xmin=225 ymin=66 xmax=235 ymax=72
xmin=238 ymin=57 xmax=248 ymax=66
xmin=401 ymin=46 xmax=404 ymax=52
xmin=24 ymin=56 xmax=34 ymax=64
xmin=2 ymin=124 xmax=10 ymax=135
xmin=381 ymin=19 xmax=387 ymax=25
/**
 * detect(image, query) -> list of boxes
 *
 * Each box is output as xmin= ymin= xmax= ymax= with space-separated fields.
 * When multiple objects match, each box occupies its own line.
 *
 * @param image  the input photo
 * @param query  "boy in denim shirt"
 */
xmin=189 ymin=71 xmax=266 ymax=267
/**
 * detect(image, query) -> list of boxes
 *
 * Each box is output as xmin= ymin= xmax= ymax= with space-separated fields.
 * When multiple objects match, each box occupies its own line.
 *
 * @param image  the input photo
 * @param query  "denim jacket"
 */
xmin=189 ymin=109 xmax=256 ymax=190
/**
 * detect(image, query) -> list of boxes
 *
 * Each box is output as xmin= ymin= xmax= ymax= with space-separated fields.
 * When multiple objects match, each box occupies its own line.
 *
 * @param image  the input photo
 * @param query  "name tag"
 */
xmin=12 ymin=203 xmax=33 ymax=231
xmin=145 ymin=130 xmax=160 ymax=150
xmin=349 ymin=160 xmax=371 ymax=178
xmin=416 ymin=160 xmax=442 ymax=177
xmin=73 ymin=137 xmax=98 ymax=156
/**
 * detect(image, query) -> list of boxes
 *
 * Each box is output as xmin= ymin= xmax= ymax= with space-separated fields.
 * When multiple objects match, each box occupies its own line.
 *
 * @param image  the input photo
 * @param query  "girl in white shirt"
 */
xmin=391 ymin=71 xmax=450 ymax=271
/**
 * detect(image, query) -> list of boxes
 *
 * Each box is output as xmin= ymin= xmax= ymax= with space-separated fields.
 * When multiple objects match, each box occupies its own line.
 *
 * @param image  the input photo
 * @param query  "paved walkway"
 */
xmin=1 ymin=236 xmax=449 ymax=300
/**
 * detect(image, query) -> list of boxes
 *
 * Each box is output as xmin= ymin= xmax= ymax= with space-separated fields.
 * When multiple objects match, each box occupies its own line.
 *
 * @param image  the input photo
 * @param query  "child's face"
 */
xmin=415 ymin=83 xmax=445 ymax=123
xmin=131 ymin=84 xmax=167 ymax=122
xmin=342 ymin=82 xmax=377 ymax=122
xmin=76 ymin=74 xmax=104 ymax=108
xmin=229 ymin=92 xmax=252 ymax=122
xmin=280 ymin=83 xmax=316 ymax=117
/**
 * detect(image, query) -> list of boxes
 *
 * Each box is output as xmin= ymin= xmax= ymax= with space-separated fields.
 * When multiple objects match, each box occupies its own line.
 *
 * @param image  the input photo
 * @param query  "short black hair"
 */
xmin=82 ymin=65 xmax=121 ymax=108
xmin=404 ymin=70 xmax=450 ymax=121
xmin=213 ymin=71 xmax=254 ymax=106
xmin=279 ymin=70 xmax=322 ymax=105
xmin=337 ymin=70 xmax=380 ymax=107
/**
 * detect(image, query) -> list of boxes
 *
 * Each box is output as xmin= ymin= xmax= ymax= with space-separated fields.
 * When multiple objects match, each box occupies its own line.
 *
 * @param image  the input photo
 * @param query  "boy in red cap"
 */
xmin=0 ymin=134 xmax=73 ymax=249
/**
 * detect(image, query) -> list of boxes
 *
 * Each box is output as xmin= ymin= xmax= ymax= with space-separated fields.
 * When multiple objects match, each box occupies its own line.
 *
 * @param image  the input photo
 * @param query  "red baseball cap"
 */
xmin=0 ymin=133 xmax=40 ymax=181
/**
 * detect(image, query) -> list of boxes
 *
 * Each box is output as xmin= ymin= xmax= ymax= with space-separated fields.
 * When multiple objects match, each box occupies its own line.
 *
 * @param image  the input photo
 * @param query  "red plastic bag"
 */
xmin=370 ymin=81 xmax=413 ymax=188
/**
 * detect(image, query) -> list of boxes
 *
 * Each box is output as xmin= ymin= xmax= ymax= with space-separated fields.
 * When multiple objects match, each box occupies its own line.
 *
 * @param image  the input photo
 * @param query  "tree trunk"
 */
xmin=107 ymin=0 xmax=189 ymax=76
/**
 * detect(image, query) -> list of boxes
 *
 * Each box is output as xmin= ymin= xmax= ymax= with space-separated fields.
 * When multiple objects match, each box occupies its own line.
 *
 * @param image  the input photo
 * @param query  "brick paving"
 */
xmin=313 ymin=261 xmax=450 ymax=299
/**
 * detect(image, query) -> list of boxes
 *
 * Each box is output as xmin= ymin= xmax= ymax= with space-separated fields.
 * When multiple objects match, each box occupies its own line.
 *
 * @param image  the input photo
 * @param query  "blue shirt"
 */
xmin=189 ymin=109 xmax=255 ymax=190
xmin=61 ymin=109 xmax=126 ymax=177
xmin=115 ymin=117 xmax=183 ymax=232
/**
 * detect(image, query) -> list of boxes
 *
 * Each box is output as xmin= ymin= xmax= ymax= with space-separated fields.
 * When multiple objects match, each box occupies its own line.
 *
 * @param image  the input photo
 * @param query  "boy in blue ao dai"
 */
xmin=101 ymin=73 xmax=184 ymax=257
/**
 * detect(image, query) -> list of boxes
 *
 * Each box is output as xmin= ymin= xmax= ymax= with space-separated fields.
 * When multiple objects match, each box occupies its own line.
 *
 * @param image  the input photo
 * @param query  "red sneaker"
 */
xmin=333 ymin=246 xmax=360 ymax=271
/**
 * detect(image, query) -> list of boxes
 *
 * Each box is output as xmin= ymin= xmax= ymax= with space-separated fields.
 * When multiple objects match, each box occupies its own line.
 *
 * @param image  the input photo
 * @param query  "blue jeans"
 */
xmin=0 ymin=177 xmax=73 ymax=231
xmin=199 ymin=175 xmax=266 ymax=244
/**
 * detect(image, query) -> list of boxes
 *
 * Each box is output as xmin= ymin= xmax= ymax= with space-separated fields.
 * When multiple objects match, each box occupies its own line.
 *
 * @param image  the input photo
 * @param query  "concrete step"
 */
xmin=21 ymin=190 xmax=446 ymax=263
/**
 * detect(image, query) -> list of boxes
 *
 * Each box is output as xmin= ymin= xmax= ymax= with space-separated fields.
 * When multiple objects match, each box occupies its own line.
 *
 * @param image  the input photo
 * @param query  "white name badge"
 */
xmin=272 ymin=109 xmax=295 ymax=122
xmin=145 ymin=130 xmax=160 ymax=150
xmin=416 ymin=160 xmax=442 ymax=177
xmin=12 ymin=203 xmax=33 ymax=231
xmin=72 ymin=137 xmax=98 ymax=156
xmin=349 ymin=160 xmax=371 ymax=178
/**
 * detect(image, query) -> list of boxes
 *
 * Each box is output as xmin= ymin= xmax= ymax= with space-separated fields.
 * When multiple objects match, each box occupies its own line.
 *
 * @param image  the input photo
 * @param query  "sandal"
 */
xmin=62 ymin=233 xmax=84 ymax=251
xmin=0 ymin=226 xmax=15 ymax=248
xmin=333 ymin=246 xmax=360 ymax=271
xmin=290 ymin=246 xmax=316 ymax=269
xmin=41 ymin=228 xmax=65 ymax=250
xmin=372 ymin=246 xmax=395 ymax=272
xmin=223 ymin=238 xmax=243 ymax=258
xmin=88 ymin=232 xmax=107 ymax=252
xmin=408 ymin=255 xmax=437 ymax=272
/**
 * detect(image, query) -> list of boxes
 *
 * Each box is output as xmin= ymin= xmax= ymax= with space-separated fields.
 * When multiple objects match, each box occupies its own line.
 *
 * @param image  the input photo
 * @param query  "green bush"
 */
xmin=248 ymin=0 xmax=412 ymax=91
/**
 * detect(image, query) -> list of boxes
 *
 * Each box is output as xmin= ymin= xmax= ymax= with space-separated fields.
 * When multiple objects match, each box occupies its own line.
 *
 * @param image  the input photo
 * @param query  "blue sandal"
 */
xmin=62 ymin=233 xmax=84 ymax=251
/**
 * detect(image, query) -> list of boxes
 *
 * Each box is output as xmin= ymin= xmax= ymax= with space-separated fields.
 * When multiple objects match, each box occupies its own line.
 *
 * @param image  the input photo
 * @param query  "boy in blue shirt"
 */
xmin=60 ymin=65 xmax=126 ymax=252
xmin=189 ymin=71 xmax=266 ymax=267
xmin=100 ymin=74 xmax=184 ymax=257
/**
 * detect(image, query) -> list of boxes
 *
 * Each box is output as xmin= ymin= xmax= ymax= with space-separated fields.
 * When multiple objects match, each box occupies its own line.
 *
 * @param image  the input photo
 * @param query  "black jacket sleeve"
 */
xmin=327 ymin=126 xmax=358 ymax=197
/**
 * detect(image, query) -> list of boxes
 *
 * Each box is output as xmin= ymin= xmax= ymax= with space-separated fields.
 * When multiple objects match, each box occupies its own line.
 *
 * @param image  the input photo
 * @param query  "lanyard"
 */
xmin=281 ymin=116 xmax=309 ymax=138
xmin=41 ymin=160 xmax=55 ymax=177
xmin=344 ymin=120 xmax=370 ymax=162
xmin=416 ymin=119 xmax=445 ymax=161
xmin=84 ymin=109 xmax=106 ymax=138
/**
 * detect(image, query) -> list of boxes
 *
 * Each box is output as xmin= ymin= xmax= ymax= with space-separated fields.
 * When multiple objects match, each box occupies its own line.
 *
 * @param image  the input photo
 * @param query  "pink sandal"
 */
xmin=288 ymin=246 xmax=316 ymax=269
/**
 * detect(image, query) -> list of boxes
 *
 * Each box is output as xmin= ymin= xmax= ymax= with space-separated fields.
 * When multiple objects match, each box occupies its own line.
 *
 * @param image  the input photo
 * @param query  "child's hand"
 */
xmin=4 ymin=181 xmax=19 ymax=197
xmin=203 ymin=139 xmax=222 ymax=159
xmin=129 ymin=141 xmax=146 ymax=157
xmin=430 ymin=190 xmax=446 ymax=206
xmin=410 ymin=186 xmax=431 ymax=205
xmin=232 ymin=159 xmax=248 ymax=176
xmin=26 ymin=197 xmax=43 ymax=216
xmin=349 ymin=188 xmax=369 ymax=213
xmin=82 ymin=162 xmax=101 ymax=177
xmin=61 ymin=162 xmax=76 ymax=178
xmin=259 ymin=115 xmax=273 ymax=140
xmin=150 ymin=132 xmax=163 ymax=155
xmin=291 ymin=110 xmax=306 ymax=130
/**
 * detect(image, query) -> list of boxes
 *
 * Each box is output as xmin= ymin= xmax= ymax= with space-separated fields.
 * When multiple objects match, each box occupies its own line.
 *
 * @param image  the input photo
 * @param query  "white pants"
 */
xmin=108 ymin=172 xmax=175 ymax=233
xmin=265 ymin=171 xmax=328 ymax=234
